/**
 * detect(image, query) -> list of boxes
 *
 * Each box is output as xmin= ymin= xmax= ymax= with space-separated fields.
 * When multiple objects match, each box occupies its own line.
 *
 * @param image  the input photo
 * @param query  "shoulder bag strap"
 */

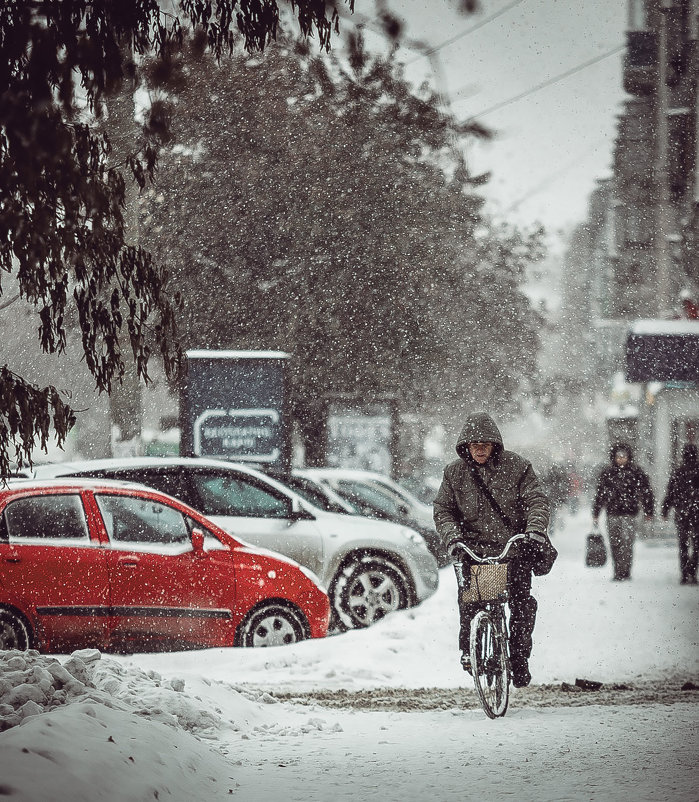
xmin=470 ymin=465 xmax=515 ymax=532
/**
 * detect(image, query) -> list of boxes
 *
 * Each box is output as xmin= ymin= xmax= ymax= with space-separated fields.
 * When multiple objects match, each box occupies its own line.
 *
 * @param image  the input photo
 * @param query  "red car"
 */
xmin=0 ymin=479 xmax=330 ymax=652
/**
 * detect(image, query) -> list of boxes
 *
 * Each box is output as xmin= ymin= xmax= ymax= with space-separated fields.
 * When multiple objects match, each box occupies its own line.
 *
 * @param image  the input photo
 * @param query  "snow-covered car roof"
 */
xmin=32 ymin=457 xmax=334 ymax=516
xmin=2 ymin=476 xmax=150 ymax=493
xmin=33 ymin=456 xmax=260 ymax=476
xmin=297 ymin=467 xmax=394 ymax=482
xmin=297 ymin=468 xmax=433 ymax=512
xmin=33 ymin=456 xmax=300 ymax=487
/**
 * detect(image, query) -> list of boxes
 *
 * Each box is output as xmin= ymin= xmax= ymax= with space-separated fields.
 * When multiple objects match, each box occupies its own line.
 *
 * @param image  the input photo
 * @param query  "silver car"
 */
xmin=33 ymin=458 xmax=439 ymax=631
xmin=296 ymin=467 xmax=448 ymax=566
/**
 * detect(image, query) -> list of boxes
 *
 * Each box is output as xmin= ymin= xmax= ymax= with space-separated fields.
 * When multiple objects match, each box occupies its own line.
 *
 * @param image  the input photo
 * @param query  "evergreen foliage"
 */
xmin=139 ymin=34 xmax=543 ymax=453
xmin=0 ymin=0 xmax=351 ymax=478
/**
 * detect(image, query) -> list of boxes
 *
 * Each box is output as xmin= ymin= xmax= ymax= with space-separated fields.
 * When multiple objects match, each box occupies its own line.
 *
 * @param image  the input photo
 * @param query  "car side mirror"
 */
xmin=289 ymin=497 xmax=313 ymax=521
xmin=191 ymin=528 xmax=205 ymax=554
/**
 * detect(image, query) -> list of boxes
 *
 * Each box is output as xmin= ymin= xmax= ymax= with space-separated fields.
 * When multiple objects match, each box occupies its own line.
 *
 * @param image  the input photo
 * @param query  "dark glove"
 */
xmin=524 ymin=531 xmax=558 ymax=576
xmin=447 ymin=539 xmax=467 ymax=561
xmin=449 ymin=545 xmax=466 ymax=561
xmin=506 ymin=536 xmax=533 ymax=562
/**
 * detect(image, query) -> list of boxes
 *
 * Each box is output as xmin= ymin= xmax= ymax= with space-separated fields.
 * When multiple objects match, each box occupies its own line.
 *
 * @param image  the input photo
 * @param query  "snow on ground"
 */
xmin=119 ymin=505 xmax=699 ymax=691
xmin=0 ymin=506 xmax=697 ymax=801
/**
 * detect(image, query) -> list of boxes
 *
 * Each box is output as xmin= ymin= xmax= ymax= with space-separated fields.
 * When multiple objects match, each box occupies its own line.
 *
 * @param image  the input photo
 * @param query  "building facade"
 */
xmin=559 ymin=0 xmax=699 ymax=501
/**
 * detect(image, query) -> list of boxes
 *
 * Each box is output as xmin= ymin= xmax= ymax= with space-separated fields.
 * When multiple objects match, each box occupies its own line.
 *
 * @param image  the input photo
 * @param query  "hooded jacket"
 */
xmin=592 ymin=442 xmax=654 ymax=519
xmin=433 ymin=412 xmax=549 ymax=553
xmin=661 ymin=444 xmax=699 ymax=524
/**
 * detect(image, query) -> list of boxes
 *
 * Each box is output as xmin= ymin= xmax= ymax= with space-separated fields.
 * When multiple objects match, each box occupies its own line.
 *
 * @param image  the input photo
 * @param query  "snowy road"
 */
xmin=224 ymin=703 xmax=697 ymax=802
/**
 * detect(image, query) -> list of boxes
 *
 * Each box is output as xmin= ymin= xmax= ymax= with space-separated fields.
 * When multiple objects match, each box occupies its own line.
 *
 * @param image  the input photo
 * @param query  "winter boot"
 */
xmin=460 ymin=651 xmax=472 ymax=675
xmin=510 ymin=655 xmax=531 ymax=688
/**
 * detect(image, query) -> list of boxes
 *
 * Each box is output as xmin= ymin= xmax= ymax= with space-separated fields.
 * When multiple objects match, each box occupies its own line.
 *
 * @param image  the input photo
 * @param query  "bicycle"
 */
xmin=449 ymin=532 xmax=545 ymax=719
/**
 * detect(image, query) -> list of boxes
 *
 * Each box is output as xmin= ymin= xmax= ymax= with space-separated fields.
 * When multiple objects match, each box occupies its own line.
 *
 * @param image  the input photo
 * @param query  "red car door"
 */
xmin=0 ymin=491 xmax=110 ymax=650
xmin=90 ymin=491 xmax=237 ymax=649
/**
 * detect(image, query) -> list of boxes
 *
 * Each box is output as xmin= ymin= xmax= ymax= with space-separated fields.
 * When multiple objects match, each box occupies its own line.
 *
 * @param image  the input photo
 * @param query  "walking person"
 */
xmin=433 ymin=412 xmax=552 ymax=688
xmin=592 ymin=442 xmax=654 ymax=581
xmin=661 ymin=443 xmax=699 ymax=585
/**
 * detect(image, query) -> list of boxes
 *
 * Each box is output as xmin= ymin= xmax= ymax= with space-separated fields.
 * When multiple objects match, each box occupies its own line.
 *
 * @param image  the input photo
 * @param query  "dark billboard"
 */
xmin=625 ymin=321 xmax=699 ymax=383
xmin=180 ymin=351 xmax=290 ymax=469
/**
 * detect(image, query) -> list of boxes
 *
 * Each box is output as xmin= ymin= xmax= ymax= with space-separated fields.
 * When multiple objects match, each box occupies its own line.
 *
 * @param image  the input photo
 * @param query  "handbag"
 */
xmin=585 ymin=530 xmax=607 ymax=567
xmin=469 ymin=466 xmax=558 ymax=576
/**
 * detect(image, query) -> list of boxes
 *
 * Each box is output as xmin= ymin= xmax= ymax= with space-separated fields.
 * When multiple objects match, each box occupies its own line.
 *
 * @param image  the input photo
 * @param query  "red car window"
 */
xmin=4 ymin=494 xmax=90 ymax=543
xmin=94 ymin=494 xmax=190 ymax=546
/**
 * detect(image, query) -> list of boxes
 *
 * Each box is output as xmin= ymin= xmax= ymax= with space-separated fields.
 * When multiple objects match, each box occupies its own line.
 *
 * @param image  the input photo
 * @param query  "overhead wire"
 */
xmin=403 ymin=0 xmax=528 ymax=65
xmin=333 ymin=3 xmax=472 ymax=166
xmin=499 ymin=137 xmax=612 ymax=215
xmin=454 ymin=44 xmax=625 ymax=120
xmin=335 ymin=4 xmax=625 ymax=217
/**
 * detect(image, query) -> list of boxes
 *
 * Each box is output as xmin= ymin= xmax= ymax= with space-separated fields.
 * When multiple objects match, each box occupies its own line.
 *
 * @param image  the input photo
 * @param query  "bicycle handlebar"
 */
xmin=448 ymin=532 xmax=546 ymax=564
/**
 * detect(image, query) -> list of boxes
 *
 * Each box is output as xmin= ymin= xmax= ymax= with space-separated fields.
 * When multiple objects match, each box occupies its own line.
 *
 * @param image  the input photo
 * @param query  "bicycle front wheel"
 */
xmin=470 ymin=609 xmax=509 ymax=718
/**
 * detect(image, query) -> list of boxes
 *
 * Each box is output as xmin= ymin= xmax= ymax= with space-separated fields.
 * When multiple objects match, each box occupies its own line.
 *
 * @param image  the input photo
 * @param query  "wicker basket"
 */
xmin=459 ymin=563 xmax=509 ymax=603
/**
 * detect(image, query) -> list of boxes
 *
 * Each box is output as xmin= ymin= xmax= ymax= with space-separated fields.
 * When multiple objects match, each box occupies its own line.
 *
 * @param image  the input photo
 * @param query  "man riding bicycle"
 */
xmin=433 ymin=412 xmax=552 ymax=688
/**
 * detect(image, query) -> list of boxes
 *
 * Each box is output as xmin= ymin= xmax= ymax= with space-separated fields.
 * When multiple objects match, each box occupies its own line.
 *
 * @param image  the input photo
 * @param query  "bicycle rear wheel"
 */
xmin=470 ymin=609 xmax=509 ymax=718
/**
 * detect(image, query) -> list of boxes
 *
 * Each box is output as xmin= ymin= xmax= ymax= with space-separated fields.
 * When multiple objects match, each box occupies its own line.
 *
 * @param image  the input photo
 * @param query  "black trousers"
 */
xmin=606 ymin=514 xmax=636 ymax=580
xmin=456 ymin=558 xmax=538 ymax=660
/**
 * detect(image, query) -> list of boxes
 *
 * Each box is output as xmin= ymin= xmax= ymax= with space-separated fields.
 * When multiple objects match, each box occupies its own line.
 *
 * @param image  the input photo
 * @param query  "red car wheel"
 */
xmin=236 ymin=603 xmax=309 ymax=647
xmin=0 ymin=609 xmax=32 ymax=651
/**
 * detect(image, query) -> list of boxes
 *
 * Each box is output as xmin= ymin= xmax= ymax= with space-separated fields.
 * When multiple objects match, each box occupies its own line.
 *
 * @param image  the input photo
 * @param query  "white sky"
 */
xmin=353 ymin=0 xmax=629 ymax=243
xmin=1 ymin=508 xmax=697 ymax=800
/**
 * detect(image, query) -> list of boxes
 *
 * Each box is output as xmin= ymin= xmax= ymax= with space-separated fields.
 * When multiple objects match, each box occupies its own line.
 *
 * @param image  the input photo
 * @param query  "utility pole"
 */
xmin=654 ymin=0 xmax=674 ymax=318
xmin=691 ymin=0 xmax=699 ymax=290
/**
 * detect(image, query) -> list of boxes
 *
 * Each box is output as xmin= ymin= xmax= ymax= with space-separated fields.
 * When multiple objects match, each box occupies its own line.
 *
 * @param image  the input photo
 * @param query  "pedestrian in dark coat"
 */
xmin=433 ymin=412 xmax=550 ymax=688
xmin=592 ymin=442 xmax=654 ymax=581
xmin=661 ymin=443 xmax=699 ymax=585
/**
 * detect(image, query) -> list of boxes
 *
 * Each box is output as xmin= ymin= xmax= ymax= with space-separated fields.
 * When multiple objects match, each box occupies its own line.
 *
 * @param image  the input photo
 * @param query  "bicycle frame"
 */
xmin=450 ymin=533 xmax=536 ymax=718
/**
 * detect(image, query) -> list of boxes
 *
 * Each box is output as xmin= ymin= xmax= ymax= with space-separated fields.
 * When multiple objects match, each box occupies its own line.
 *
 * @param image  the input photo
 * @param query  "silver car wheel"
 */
xmin=335 ymin=558 xmax=408 ymax=628
xmin=238 ymin=604 xmax=307 ymax=647
xmin=0 ymin=609 xmax=31 ymax=651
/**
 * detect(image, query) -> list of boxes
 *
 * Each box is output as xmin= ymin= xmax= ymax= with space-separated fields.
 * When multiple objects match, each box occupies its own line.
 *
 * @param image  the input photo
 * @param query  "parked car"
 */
xmin=0 ymin=478 xmax=330 ymax=653
xmin=32 ymin=459 xmax=439 ymax=630
xmin=296 ymin=468 xmax=449 ymax=567
xmin=262 ymin=470 xmax=357 ymax=515
xmin=397 ymin=474 xmax=442 ymax=506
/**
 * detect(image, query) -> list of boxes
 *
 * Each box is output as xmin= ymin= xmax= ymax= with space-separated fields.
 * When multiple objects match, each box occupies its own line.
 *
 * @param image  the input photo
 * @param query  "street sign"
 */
xmin=180 ymin=351 xmax=290 ymax=469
